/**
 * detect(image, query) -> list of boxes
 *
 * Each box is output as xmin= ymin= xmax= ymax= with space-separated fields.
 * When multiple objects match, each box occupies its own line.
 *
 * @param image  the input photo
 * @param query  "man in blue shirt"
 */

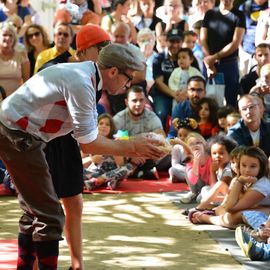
xmin=167 ymin=76 xmax=206 ymax=138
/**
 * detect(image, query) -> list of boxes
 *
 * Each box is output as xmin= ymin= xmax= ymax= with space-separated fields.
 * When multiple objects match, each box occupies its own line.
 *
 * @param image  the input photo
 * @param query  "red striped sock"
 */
xmin=34 ymin=240 xmax=59 ymax=270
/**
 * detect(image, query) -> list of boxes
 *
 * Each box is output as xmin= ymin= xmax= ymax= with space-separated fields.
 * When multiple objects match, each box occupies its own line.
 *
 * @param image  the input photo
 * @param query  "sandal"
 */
xmin=188 ymin=209 xmax=215 ymax=224
xmin=182 ymin=207 xmax=215 ymax=217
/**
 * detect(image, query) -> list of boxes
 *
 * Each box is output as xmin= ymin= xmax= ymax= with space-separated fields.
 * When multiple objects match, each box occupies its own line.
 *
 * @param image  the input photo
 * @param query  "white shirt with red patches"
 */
xmin=0 ymin=61 xmax=103 ymax=144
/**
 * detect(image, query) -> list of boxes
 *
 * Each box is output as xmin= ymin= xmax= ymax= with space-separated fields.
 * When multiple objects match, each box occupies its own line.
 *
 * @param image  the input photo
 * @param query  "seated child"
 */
xmin=226 ymin=112 xmax=241 ymax=131
xmin=179 ymin=132 xmax=214 ymax=204
xmin=216 ymin=105 xmax=236 ymax=134
xmin=188 ymin=146 xmax=270 ymax=229
xmin=83 ymin=113 xmax=133 ymax=190
xmin=196 ymin=135 xmax=237 ymax=209
xmin=197 ymin=97 xmax=219 ymax=139
xmin=169 ymin=117 xmax=200 ymax=183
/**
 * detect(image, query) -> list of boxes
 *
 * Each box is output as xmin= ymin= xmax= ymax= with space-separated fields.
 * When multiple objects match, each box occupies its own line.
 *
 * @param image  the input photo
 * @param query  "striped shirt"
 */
xmin=0 ymin=61 xmax=102 ymax=144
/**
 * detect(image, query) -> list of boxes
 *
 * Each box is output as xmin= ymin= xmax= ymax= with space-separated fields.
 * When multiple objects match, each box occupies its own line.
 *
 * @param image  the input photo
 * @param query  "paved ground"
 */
xmin=165 ymin=191 xmax=269 ymax=270
xmin=0 ymin=193 xmax=267 ymax=269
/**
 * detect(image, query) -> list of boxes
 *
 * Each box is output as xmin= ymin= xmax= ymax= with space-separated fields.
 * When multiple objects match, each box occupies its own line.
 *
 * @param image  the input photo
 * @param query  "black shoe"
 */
xmin=138 ymin=166 xmax=159 ymax=180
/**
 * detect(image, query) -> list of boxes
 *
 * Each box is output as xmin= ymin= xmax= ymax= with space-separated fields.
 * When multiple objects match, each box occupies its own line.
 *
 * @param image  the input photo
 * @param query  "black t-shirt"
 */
xmin=161 ymin=20 xmax=186 ymax=34
xmin=239 ymin=70 xmax=258 ymax=95
xmin=202 ymin=7 xmax=246 ymax=60
xmin=152 ymin=51 xmax=178 ymax=84
xmin=151 ymin=51 xmax=178 ymax=97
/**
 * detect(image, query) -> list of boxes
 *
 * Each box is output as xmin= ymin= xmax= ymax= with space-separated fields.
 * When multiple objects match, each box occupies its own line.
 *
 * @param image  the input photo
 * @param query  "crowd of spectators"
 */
xmin=2 ymin=0 xmax=270 ymax=266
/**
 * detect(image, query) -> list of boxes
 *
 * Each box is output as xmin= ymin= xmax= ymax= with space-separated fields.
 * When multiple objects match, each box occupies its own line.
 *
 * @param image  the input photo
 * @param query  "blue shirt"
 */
xmin=0 ymin=5 xmax=30 ymax=22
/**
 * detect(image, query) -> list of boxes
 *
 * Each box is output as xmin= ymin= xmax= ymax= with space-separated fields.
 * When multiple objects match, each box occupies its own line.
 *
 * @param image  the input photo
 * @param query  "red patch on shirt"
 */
xmin=55 ymin=100 xmax=67 ymax=106
xmin=39 ymin=119 xmax=64 ymax=133
xmin=16 ymin=117 xmax=29 ymax=130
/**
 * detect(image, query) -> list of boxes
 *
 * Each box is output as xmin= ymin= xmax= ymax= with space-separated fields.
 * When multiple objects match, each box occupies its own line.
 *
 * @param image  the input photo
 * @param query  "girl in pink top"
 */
xmin=180 ymin=132 xmax=214 ymax=204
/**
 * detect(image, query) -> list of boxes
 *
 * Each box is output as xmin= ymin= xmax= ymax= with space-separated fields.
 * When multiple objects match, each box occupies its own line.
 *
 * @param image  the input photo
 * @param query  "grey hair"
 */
xmin=137 ymin=28 xmax=156 ymax=42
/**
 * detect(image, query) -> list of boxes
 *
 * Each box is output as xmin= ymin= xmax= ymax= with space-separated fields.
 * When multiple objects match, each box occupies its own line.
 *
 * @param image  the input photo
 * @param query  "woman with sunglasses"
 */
xmin=24 ymin=23 xmax=51 ymax=76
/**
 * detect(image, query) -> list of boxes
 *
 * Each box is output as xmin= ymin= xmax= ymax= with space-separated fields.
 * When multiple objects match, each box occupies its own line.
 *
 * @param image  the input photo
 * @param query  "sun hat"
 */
xmin=98 ymin=43 xmax=145 ymax=71
xmin=76 ymin=24 xmax=111 ymax=53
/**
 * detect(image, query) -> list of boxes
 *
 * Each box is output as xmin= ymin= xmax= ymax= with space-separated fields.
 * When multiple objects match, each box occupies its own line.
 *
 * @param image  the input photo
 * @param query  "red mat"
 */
xmin=0 ymin=184 xmax=16 ymax=196
xmin=0 ymin=175 xmax=189 ymax=196
xmin=83 ymin=174 xmax=189 ymax=194
xmin=0 ymin=239 xmax=17 ymax=270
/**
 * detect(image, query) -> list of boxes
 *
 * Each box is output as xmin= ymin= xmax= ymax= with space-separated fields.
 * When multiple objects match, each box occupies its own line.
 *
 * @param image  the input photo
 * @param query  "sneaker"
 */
xmin=84 ymin=180 xmax=95 ymax=191
xmin=235 ymin=226 xmax=253 ymax=257
xmin=138 ymin=166 xmax=159 ymax=180
xmin=248 ymin=240 xmax=270 ymax=261
xmin=236 ymin=226 xmax=270 ymax=261
xmin=83 ymin=168 xmax=92 ymax=180
xmin=104 ymin=164 xmax=134 ymax=181
xmin=180 ymin=192 xmax=197 ymax=204
xmin=107 ymin=179 xmax=119 ymax=190
xmin=106 ymin=164 xmax=134 ymax=190
xmin=241 ymin=225 xmax=268 ymax=243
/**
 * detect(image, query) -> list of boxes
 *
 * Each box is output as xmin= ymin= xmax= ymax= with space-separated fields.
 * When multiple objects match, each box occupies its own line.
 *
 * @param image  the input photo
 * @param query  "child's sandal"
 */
xmin=188 ymin=209 xmax=215 ymax=224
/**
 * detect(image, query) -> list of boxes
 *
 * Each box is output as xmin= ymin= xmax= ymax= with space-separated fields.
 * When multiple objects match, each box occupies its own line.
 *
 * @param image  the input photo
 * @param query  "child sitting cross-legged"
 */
xmin=188 ymin=146 xmax=270 ymax=229
xmin=195 ymin=135 xmax=237 ymax=210
xmin=169 ymin=117 xmax=200 ymax=183
xmin=179 ymin=132 xmax=214 ymax=204
xmin=83 ymin=113 xmax=133 ymax=190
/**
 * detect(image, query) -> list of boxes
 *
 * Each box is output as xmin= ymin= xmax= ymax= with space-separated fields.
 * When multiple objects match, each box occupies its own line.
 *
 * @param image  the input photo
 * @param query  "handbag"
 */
xmin=206 ymin=73 xmax=225 ymax=107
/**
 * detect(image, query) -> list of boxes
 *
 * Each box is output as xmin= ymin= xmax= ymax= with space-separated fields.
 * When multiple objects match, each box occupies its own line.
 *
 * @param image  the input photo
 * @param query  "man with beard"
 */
xmin=227 ymin=94 xmax=270 ymax=157
xmin=167 ymin=76 xmax=206 ymax=138
xmin=113 ymin=85 xmax=167 ymax=179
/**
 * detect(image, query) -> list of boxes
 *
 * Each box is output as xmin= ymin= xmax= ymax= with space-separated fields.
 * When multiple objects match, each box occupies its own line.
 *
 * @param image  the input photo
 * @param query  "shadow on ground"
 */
xmin=0 ymin=194 xmax=243 ymax=270
xmin=165 ymin=191 xmax=270 ymax=270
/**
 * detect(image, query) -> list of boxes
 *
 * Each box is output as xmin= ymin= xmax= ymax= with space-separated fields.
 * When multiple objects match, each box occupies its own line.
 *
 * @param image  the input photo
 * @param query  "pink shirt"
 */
xmin=186 ymin=156 xmax=212 ymax=185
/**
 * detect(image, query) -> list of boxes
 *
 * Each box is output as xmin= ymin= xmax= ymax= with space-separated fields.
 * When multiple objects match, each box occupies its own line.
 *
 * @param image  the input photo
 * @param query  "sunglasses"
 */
xmin=27 ymin=31 xmax=41 ymax=39
xmin=56 ymin=32 xmax=69 ymax=38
